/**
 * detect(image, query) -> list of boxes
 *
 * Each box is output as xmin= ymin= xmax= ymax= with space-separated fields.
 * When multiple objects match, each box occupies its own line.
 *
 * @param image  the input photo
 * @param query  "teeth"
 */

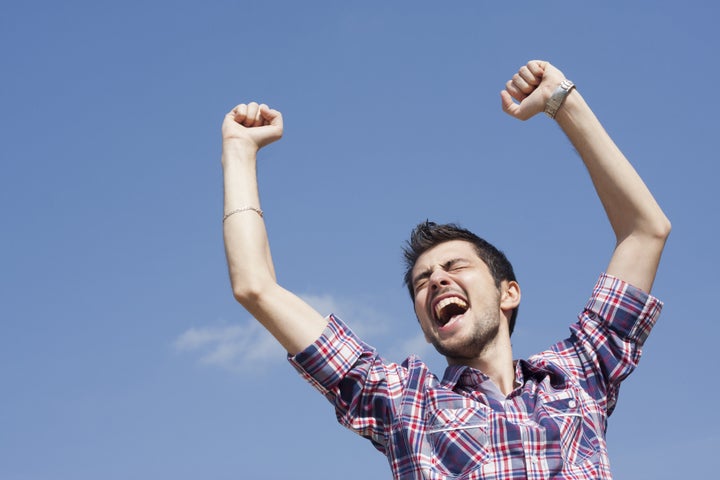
xmin=436 ymin=297 xmax=467 ymax=312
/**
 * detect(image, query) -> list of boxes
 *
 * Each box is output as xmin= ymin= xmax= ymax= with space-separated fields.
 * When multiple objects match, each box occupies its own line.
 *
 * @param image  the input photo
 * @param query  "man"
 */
xmin=220 ymin=60 xmax=670 ymax=479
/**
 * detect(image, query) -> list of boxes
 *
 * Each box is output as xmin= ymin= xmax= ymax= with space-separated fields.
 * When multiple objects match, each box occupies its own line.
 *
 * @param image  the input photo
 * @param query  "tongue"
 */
xmin=438 ymin=303 xmax=466 ymax=325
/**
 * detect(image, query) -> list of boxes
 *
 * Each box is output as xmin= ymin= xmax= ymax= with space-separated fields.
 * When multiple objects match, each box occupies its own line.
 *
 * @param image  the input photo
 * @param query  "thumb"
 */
xmin=500 ymin=90 xmax=522 ymax=118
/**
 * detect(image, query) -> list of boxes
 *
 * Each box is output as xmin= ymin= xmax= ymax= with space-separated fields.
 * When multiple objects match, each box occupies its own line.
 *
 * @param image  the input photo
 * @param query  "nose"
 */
xmin=428 ymin=268 xmax=452 ymax=290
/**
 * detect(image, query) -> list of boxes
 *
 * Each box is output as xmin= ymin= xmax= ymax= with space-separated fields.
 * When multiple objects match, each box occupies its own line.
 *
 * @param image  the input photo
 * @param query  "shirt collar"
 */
xmin=441 ymin=360 xmax=563 ymax=393
xmin=440 ymin=364 xmax=478 ymax=389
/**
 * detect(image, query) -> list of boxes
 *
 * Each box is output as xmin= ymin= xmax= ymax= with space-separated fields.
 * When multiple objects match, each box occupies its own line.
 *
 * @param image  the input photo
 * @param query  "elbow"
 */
xmin=232 ymin=285 xmax=260 ymax=307
xmin=619 ymin=213 xmax=672 ymax=250
xmin=662 ymin=217 xmax=672 ymax=240
xmin=653 ymin=214 xmax=672 ymax=243
xmin=636 ymin=214 xmax=671 ymax=250
xmin=230 ymin=275 xmax=276 ymax=307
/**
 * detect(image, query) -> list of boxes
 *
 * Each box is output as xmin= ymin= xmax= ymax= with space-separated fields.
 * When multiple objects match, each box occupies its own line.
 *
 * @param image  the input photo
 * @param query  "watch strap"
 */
xmin=544 ymin=80 xmax=575 ymax=119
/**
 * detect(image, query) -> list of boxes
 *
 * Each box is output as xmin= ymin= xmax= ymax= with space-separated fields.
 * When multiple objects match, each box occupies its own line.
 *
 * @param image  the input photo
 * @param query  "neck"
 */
xmin=448 ymin=333 xmax=516 ymax=396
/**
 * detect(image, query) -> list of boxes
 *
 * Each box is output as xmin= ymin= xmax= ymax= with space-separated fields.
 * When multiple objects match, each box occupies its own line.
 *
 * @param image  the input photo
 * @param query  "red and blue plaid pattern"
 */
xmin=290 ymin=274 xmax=662 ymax=479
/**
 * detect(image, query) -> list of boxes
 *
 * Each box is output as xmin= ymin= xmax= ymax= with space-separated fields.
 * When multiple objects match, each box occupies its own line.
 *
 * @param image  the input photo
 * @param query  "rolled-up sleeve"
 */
xmin=569 ymin=273 xmax=663 ymax=413
xmin=289 ymin=315 xmax=406 ymax=451
xmin=288 ymin=314 xmax=369 ymax=398
xmin=583 ymin=274 xmax=662 ymax=347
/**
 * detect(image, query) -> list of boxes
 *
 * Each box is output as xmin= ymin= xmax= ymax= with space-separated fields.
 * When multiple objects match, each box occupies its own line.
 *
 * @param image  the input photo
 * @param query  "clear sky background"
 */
xmin=1 ymin=1 xmax=718 ymax=479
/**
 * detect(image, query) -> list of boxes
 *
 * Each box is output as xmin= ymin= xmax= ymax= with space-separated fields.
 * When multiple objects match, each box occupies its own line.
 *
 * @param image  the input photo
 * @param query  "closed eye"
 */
xmin=413 ymin=277 xmax=429 ymax=294
xmin=412 ymin=258 xmax=470 ymax=294
xmin=446 ymin=260 xmax=470 ymax=273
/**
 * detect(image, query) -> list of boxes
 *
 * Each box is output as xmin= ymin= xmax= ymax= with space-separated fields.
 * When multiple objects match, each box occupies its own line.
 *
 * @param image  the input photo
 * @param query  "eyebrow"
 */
xmin=412 ymin=258 xmax=467 ymax=287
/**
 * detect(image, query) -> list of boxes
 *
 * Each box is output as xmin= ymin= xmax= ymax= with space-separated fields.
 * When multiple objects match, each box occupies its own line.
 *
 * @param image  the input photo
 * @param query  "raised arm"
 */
xmin=221 ymin=102 xmax=327 ymax=354
xmin=501 ymin=61 xmax=671 ymax=293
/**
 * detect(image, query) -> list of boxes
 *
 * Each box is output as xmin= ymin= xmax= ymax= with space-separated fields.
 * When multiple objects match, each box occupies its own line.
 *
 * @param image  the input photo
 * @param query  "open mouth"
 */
xmin=434 ymin=297 xmax=468 ymax=327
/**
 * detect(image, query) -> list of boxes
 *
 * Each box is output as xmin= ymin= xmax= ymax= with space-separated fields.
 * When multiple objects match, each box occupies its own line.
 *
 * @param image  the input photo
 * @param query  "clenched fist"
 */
xmin=500 ymin=61 xmax=568 ymax=121
xmin=222 ymin=102 xmax=284 ymax=152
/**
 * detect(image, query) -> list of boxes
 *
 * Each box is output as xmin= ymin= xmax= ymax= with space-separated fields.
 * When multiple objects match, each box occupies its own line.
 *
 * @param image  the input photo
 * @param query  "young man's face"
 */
xmin=410 ymin=240 xmax=515 ymax=363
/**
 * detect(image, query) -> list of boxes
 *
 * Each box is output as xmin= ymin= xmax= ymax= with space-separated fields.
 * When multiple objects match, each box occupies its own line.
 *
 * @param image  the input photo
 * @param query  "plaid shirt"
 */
xmin=290 ymin=274 xmax=662 ymax=479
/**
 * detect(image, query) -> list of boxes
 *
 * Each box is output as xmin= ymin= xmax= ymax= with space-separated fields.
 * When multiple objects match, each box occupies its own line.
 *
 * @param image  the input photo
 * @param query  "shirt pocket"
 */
xmin=537 ymin=390 xmax=599 ymax=465
xmin=426 ymin=401 xmax=491 ymax=477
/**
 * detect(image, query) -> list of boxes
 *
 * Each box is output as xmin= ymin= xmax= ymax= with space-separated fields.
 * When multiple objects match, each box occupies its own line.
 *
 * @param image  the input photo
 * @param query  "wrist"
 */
xmin=544 ymin=80 xmax=576 ymax=119
xmin=553 ymin=88 xmax=587 ymax=125
xmin=222 ymin=139 xmax=259 ymax=167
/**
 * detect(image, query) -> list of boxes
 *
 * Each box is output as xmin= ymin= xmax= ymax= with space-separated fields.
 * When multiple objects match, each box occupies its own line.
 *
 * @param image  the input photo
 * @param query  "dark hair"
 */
xmin=402 ymin=221 xmax=519 ymax=335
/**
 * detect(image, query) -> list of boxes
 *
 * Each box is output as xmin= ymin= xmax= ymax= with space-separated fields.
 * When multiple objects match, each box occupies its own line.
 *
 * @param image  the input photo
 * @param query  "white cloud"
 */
xmin=395 ymin=332 xmax=434 ymax=360
xmin=174 ymin=292 xmax=397 ymax=374
xmin=174 ymin=321 xmax=285 ymax=373
xmin=301 ymin=293 xmax=391 ymax=339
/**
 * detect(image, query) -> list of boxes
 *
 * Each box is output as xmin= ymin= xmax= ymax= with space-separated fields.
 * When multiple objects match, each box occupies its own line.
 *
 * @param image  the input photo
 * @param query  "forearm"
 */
xmin=222 ymin=140 xmax=276 ymax=298
xmin=221 ymin=137 xmax=328 ymax=355
xmin=555 ymin=90 xmax=671 ymax=291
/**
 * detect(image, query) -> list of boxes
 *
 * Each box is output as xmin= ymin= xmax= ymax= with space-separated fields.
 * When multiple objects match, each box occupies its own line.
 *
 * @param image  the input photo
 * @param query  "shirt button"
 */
xmin=531 ymin=455 xmax=539 ymax=465
xmin=568 ymin=400 xmax=577 ymax=408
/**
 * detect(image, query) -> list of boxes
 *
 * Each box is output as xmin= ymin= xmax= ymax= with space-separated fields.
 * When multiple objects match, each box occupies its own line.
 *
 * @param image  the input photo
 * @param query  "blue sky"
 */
xmin=1 ymin=1 xmax=718 ymax=479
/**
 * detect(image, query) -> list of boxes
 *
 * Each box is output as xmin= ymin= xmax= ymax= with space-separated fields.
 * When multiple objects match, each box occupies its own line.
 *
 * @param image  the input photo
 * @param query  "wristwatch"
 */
xmin=544 ymin=80 xmax=575 ymax=119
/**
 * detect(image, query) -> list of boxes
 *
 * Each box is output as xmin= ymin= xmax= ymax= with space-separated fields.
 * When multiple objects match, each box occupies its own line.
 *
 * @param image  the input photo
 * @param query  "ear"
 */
xmin=500 ymin=280 xmax=521 ymax=313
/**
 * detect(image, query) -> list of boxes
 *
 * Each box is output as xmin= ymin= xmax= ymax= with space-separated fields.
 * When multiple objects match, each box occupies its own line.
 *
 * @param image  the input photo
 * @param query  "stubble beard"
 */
xmin=430 ymin=309 xmax=501 ymax=362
